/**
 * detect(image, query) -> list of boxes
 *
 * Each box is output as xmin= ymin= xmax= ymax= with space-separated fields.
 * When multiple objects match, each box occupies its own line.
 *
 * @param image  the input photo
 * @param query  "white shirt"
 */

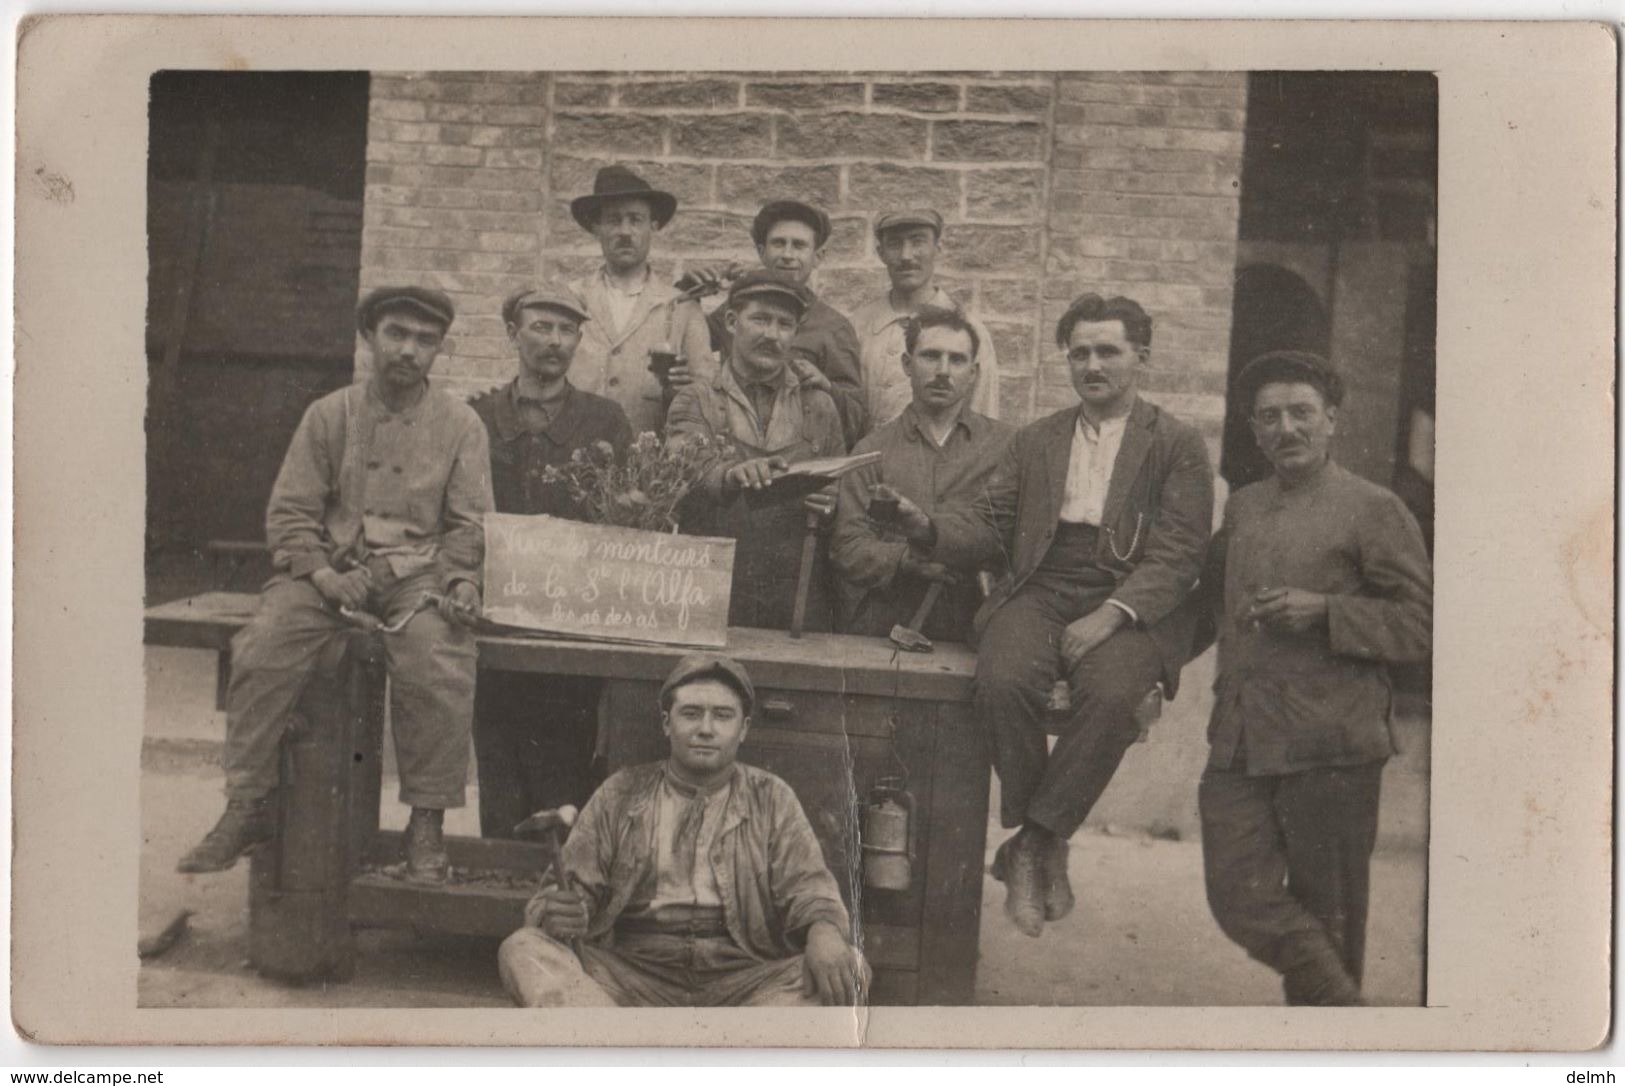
xmin=647 ymin=774 xmax=729 ymax=910
xmin=600 ymin=266 xmax=647 ymax=336
xmin=1058 ymin=412 xmax=1128 ymax=526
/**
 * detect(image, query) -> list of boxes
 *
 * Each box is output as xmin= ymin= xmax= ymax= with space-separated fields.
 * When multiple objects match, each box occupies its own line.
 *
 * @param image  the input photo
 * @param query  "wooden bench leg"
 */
xmin=247 ymin=632 xmax=378 ymax=983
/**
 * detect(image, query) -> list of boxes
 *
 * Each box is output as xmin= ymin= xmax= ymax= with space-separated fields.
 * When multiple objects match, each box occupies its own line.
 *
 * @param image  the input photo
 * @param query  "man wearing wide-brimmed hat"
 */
xmin=467 ymin=281 xmax=634 ymax=839
xmin=177 ymin=286 xmax=493 ymax=885
xmin=566 ymin=165 xmax=715 ymax=436
xmin=850 ymin=208 xmax=1000 ymax=430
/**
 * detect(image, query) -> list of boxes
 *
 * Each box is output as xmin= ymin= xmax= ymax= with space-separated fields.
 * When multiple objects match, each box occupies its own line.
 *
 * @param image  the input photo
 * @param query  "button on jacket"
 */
xmin=468 ymin=379 xmax=633 ymax=519
xmin=1203 ymin=461 xmax=1433 ymax=775
xmin=569 ymin=268 xmax=716 ymax=436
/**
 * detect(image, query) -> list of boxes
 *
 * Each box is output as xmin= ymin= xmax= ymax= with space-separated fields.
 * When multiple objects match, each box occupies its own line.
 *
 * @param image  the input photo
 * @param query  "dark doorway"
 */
xmin=146 ymin=71 xmax=370 ymax=600
xmin=1220 ymin=263 xmax=1331 ymax=489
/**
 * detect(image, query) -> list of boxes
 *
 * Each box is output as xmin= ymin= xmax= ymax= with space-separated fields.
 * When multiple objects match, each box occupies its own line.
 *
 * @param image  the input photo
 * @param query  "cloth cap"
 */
xmin=503 ymin=282 xmax=592 ymax=326
xmin=726 ymin=268 xmax=813 ymax=315
xmin=1236 ymin=349 xmax=1346 ymax=410
xmin=751 ymin=199 xmax=832 ymax=249
xmin=659 ymin=653 xmax=756 ymax=715
xmin=873 ymin=208 xmax=944 ymax=241
xmin=570 ymin=164 xmax=679 ymax=232
xmin=356 ymin=286 xmax=456 ymax=333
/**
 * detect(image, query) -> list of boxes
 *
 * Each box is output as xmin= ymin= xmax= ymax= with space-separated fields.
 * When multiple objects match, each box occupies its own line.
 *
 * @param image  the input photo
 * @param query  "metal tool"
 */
xmin=789 ymin=507 xmax=823 ymax=640
xmin=514 ymin=804 xmax=583 ymax=952
xmin=889 ymin=580 xmax=945 ymax=653
xmin=339 ymin=591 xmax=440 ymax=634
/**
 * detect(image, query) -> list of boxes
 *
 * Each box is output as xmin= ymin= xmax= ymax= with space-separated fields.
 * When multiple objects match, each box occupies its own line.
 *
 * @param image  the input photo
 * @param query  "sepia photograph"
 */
xmin=11 ymin=15 xmax=1612 ymax=1052
xmin=137 ymin=66 xmax=1436 ymax=1011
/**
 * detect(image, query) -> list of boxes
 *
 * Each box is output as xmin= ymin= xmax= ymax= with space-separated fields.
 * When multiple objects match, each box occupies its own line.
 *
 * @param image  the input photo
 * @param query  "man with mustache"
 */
xmin=1196 ymin=350 xmax=1431 ymax=1005
xmin=886 ymin=294 xmax=1214 ymax=937
xmin=178 ymin=286 xmax=492 ymax=883
xmin=467 ymin=283 xmax=633 ymax=838
xmin=700 ymin=200 xmax=867 ymax=448
xmin=830 ymin=305 xmax=1012 ymax=640
xmin=498 ymin=653 xmax=869 ymax=1007
xmin=850 ymin=209 xmax=1000 ymax=431
xmin=566 ymin=166 xmax=715 ymax=436
xmin=665 ymin=270 xmax=845 ymax=632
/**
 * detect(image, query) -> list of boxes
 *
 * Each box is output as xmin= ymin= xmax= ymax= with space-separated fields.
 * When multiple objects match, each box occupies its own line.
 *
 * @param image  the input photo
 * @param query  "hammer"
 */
xmin=515 ymin=804 xmax=582 ymax=950
xmin=889 ymin=580 xmax=945 ymax=653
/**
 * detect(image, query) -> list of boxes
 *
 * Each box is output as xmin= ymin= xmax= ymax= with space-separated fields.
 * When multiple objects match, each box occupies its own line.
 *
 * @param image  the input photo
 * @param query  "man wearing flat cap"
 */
xmin=178 ymin=286 xmax=493 ymax=883
xmin=467 ymin=282 xmax=633 ymax=839
xmin=701 ymin=199 xmax=868 ymax=448
xmin=1196 ymin=350 xmax=1432 ymax=1006
xmin=666 ymin=270 xmax=846 ymax=632
xmin=498 ymin=653 xmax=869 ymax=1007
xmin=851 ymin=208 xmax=1000 ymax=430
xmin=567 ymin=165 xmax=715 ymax=437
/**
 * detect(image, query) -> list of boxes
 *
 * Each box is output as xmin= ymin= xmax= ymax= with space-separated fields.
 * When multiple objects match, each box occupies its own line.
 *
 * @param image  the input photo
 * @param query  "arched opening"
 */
xmin=1220 ymin=263 xmax=1331 ymax=489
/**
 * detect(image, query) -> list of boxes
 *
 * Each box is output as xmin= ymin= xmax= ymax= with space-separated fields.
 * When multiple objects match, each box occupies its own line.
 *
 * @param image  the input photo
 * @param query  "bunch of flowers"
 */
xmin=541 ymin=431 xmax=736 ymax=534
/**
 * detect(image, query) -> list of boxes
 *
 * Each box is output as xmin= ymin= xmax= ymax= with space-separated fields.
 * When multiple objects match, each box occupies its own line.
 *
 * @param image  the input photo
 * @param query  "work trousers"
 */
xmin=498 ymin=927 xmax=817 ymax=1008
xmin=223 ymin=569 xmax=476 ymax=809
xmin=1198 ymin=759 xmax=1385 ymax=1002
xmin=473 ymin=672 xmax=602 ymax=838
xmin=972 ymin=527 xmax=1162 ymax=838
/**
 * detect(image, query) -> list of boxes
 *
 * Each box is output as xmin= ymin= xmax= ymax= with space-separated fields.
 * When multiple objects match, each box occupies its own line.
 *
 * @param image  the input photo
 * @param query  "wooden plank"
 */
xmin=914 ymin=700 xmax=992 ymax=1006
xmin=860 ymin=922 xmax=920 ymax=971
xmin=367 ymin=830 xmax=551 ymax=875
xmin=868 ymin=968 xmax=919 ymax=1007
xmin=349 ymin=874 xmax=530 ymax=938
xmin=145 ymin=592 xmax=976 ymax=702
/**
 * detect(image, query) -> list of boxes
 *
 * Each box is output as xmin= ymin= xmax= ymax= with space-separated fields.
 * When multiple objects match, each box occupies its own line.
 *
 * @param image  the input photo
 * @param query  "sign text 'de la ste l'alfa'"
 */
xmin=482 ymin=514 xmax=735 ymax=649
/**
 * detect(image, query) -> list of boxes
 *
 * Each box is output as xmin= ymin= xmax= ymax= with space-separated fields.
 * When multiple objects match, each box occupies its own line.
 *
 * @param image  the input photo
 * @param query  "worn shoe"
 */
xmin=1283 ymin=957 xmax=1366 ymax=1006
xmin=1043 ymin=836 xmax=1075 ymax=922
xmin=176 ymin=797 xmax=274 ymax=874
xmin=406 ymin=807 xmax=450 ymax=883
xmin=1000 ymin=832 xmax=1046 ymax=938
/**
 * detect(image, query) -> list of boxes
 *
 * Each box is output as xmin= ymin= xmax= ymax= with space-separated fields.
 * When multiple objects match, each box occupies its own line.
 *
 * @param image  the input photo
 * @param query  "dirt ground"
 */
xmin=138 ymin=645 xmax=1426 ymax=1009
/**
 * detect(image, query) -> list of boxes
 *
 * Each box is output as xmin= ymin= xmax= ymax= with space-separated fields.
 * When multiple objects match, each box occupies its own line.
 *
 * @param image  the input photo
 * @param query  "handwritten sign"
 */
xmin=482 ymin=514 xmax=735 ymax=649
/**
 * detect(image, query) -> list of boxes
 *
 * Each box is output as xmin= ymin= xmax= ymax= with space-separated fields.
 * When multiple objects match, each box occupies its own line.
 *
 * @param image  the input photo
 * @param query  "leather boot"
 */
xmin=1282 ymin=948 xmax=1366 ymax=1006
xmin=1043 ymin=836 xmax=1075 ymax=922
xmin=177 ymin=796 xmax=274 ymax=874
xmin=1001 ymin=831 xmax=1046 ymax=938
xmin=406 ymin=807 xmax=450 ymax=883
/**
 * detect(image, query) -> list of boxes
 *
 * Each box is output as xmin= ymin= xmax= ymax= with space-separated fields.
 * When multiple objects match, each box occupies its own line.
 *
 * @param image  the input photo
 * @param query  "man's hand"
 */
xmin=802 ymin=921 xmax=870 ymax=1006
xmin=439 ymin=580 xmax=481 ymax=627
xmin=898 ymin=550 xmax=955 ymax=584
xmin=679 ymin=261 xmax=743 ymax=295
xmin=870 ymin=485 xmax=934 ymax=545
xmin=1248 ymin=587 xmax=1328 ymax=635
xmin=724 ymin=455 xmax=789 ymax=492
xmin=311 ymin=566 xmax=371 ymax=611
xmin=535 ymin=886 xmax=590 ymax=941
xmin=789 ymin=356 xmax=831 ymax=395
xmin=802 ymin=484 xmax=837 ymax=522
xmin=665 ymin=360 xmax=697 ymax=388
xmin=1061 ymin=604 xmax=1128 ymax=667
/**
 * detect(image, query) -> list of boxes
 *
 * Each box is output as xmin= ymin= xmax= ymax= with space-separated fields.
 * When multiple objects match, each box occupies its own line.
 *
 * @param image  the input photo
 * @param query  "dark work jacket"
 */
xmin=930 ymin=396 xmax=1215 ymax=697
xmin=468 ymin=379 xmax=633 ymax=517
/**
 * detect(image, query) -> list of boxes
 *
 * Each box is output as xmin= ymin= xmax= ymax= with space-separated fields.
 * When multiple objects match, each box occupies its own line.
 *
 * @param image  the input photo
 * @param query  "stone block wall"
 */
xmin=360 ymin=70 xmax=1244 ymax=432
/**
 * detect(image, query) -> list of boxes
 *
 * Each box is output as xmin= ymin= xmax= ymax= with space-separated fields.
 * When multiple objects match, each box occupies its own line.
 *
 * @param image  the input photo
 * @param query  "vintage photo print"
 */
xmin=13 ymin=17 xmax=1615 ymax=1051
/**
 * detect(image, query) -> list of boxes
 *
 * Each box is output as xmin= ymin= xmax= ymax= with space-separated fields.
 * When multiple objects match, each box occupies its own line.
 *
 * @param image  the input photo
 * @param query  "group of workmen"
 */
xmin=174 ymin=164 xmax=1433 ymax=1011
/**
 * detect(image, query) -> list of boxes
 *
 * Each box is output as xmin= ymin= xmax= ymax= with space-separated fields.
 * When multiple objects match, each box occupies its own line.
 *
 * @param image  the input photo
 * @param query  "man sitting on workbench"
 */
xmin=498 ymin=653 xmax=870 ymax=1007
xmin=176 ymin=285 xmax=492 ymax=884
xmin=664 ymin=269 xmax=846 ymax=632
xmin=831 ymin=305 xmax=1012 ymax=641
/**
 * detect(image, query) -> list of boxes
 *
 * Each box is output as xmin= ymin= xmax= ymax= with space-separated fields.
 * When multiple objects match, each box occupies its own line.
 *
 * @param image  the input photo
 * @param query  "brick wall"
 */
xmin=1041 ymin=73 xmax=1247 ymax=454
xmin=359 ymin=70 xmax=1244 ymax=432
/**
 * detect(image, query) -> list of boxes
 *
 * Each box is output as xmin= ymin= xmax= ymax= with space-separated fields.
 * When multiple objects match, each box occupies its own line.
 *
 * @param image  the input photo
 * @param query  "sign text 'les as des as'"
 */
xmin=481 ymin=514 xmax=735 ymax=649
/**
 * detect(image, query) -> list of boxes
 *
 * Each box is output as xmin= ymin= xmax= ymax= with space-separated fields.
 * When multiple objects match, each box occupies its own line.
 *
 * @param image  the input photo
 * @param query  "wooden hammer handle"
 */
xmin=907 ymin=580 xmax=945 ymax=632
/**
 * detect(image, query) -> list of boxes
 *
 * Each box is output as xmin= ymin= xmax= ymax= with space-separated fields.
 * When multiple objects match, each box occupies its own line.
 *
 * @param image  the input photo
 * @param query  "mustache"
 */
xmin=926 ymin=379 xmax=954 ymax=390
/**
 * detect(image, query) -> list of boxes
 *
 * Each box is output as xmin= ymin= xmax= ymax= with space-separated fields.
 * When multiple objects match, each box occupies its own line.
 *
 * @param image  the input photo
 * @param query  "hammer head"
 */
xmin=514 ymin=804 xmax=579 ymax=836
xmin=888 ymin=624 xmax=933 ymax=653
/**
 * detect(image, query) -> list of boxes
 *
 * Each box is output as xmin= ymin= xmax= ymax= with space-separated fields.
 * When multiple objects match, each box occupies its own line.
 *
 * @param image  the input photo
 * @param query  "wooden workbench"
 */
xmin=146 ymin=592 xmax=990 ymax=1005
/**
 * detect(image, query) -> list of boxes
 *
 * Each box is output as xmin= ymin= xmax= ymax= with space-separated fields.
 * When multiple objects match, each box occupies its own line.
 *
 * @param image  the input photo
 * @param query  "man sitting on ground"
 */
xmin=498 ymin=653 xmax=870 ymax=1007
